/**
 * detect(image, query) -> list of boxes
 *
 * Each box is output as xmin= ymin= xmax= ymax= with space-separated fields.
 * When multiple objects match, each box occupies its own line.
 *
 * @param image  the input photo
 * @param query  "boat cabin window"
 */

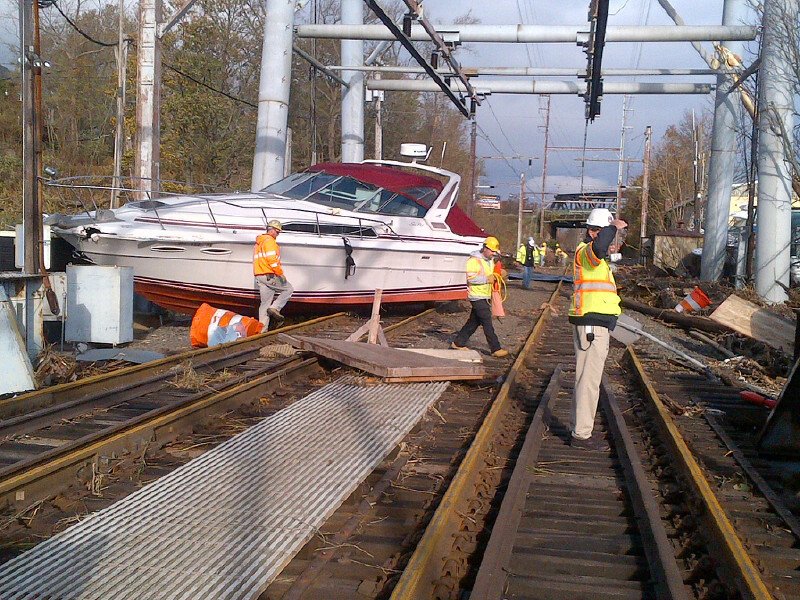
xmin=261 ymin=172 xmax=429 ymax=218
xmin=125 ymin=200 xmax=168 ymax=210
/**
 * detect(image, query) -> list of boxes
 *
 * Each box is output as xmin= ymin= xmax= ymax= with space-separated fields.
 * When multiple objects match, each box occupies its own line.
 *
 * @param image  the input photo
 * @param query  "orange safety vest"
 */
xmin=569 ymin=241 xmax=621 ymax=317
xmin=253 ymin=234 xmax=284 ymax=276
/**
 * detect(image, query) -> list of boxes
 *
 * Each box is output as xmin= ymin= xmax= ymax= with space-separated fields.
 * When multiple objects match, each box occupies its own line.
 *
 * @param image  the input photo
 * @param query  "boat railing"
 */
xmin=44 ymin=176 xmax=405 ymax=240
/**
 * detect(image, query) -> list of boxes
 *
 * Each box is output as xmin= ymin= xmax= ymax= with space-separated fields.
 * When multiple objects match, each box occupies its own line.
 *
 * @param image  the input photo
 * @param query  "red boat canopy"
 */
xmin=307 ymin=163 xmax=485 ymax=238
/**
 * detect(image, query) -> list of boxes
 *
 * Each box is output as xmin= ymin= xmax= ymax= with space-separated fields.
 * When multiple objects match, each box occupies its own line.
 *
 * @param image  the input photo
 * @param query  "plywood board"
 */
xmin=710 ymin=295 xmax=795 ymax=355
xmin=397 ymin=348 xmax=483 ymax=363
xmin=279 ymin=334 xmax=485 ymax=381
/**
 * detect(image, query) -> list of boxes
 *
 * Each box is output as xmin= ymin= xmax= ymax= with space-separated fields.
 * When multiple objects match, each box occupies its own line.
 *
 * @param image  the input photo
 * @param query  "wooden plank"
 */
xmin=397 ymin=348 xmax=484 ymax=363
xmin=278 ymin=335 xmax=485 ymax=381
xmin=368 ymin=289 xmax=382 ymax=345
xmin=710 ymin=295 xmax=795 ymax=354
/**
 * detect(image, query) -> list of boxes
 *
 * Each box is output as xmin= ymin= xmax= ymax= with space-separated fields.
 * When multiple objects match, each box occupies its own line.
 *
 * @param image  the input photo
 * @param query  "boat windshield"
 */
xmin=261 ymin=172 xmax=435 ymax=218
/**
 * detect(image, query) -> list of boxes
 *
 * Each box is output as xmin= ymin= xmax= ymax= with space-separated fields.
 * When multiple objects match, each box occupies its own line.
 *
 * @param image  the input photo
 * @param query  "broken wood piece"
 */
xmin=278 ymin=335 xmax=485 ymax=382
xmin=345 ymin=289 xmax=388 ymax=346
xmin=621 ymin=298 xmax=731 ymax=334
xmin=710 ymin=295 xmax=795 ymax=355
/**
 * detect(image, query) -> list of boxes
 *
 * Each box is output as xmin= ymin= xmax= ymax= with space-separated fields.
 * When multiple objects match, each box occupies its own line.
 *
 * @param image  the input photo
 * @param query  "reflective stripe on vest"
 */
xmin=569 ymin=241 xmax=621 ymax=317
xmin=466 ymin=256 xmax=493 ymax=300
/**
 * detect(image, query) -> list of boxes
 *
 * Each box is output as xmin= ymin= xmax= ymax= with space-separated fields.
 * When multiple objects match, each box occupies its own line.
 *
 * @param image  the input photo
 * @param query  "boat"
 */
xmin=48 ymin=151 xmax=487 ymax=316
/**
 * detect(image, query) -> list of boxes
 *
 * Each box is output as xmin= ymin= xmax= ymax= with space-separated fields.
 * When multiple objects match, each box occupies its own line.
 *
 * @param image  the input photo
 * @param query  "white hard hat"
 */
xmin=528 ymin=237 xmax=535 ymax=245
xmin=586 ymin=208 xmax=614 ymax=227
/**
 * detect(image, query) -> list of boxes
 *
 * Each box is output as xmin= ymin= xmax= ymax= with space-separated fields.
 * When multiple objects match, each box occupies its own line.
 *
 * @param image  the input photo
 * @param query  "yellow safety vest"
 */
xmin=466 ymin=254 xmax=493 ymax=300
xmin=516 ymin=245 xmax=526 ymax=263
xmin=569 ymin=241 xmax=621 ymax=317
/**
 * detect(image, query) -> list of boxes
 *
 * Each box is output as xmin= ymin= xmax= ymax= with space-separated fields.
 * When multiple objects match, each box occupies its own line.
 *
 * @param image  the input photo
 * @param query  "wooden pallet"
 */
xmin=278 ymin=334 xmax=486 ymax=382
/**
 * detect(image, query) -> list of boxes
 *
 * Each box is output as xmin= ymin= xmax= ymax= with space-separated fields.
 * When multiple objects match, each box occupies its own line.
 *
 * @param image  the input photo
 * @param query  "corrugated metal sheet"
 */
xmin=0 ymin=376 xmax=448 ymax=599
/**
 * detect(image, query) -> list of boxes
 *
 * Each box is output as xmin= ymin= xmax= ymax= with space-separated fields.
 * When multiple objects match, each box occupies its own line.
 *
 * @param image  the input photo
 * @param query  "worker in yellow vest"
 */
xmin=554 ymin=242 xmax=568 ymax=266
xmin=515 ymin=237 xmax=538 ymax=289
xmin=568 ymin=208 xmax=627 ymax=451
xmin=254 ymin=220 xmax=294 ymax=330
xmin=539 ymin=241 xmax=548 ymax=266
xmin=452 ymin=237 xmax=509 ymax=358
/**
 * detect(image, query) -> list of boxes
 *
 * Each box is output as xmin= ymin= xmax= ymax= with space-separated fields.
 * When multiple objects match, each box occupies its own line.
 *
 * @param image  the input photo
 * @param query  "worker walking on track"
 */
xmin=452 ymin=237 xmax=509 ymax=358
xmin=254 ymin=220 xmax=294 ymax=331
xmin=568 ymin=208 xmax=627 ymax=451
xmin=515 ymin=237 xmax=538 ymax=289
xmin=539 ymin=241 xmax=548 ymax=266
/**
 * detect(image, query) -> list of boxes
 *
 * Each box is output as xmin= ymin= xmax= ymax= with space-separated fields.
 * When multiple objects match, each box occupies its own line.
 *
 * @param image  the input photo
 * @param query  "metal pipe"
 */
xmin=252 ymin=0 xmax=297 ymax=191
xmin=295 ymin=24 xmax=757 ymax=43
xmin=755 ymin=0 xmax=797 ymax=303
xmin=327 ymin=65 xmax=719 ymax=76
xmin=366 ymin=79 xmax=713 ymax=95
xmin=701 ymin=0 xmax=750 ymax=283
xmin=341 ymin=0 xmax=364 ymax=163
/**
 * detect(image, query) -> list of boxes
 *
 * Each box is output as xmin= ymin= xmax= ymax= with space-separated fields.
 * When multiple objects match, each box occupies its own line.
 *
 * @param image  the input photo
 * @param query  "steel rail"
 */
xmin=0 ymin=308 xmax=437 ymax=505
xmin=600 ymin=377 xmax=689 ymax=600
xmin=627 ymin=348 xmax=773 ymax=600
xmin=469 ymin=366 xmax=563 ymax=598
xmin=0 ymin=313 xmax=346 ymax=419
xmin=390 ymin=281 xmax=562 ymax=599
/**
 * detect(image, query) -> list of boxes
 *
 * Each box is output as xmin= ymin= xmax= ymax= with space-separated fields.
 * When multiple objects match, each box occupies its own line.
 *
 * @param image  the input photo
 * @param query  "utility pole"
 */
xmin=374 ymin=73 xmax=383 ymax=160
xmin=112 ymin=0 xmax=128 ymax=208
xmin=691 ymin=109 xmax=700 ymax=229
xmin=20 ymin=0 xmax=40 ymax=275
xmin=641 ymin=125 xmax=652 ymax=243
xmin=517 ymin=172 xmax=525 ymax=250
xmin=135 ymin=0 xmax=162 ymax=200
xmin=616 ymin=95 xmax=631 ymax=216
xmin=341 ymin=0 xmax=364 ymax=162
xmin=538 ymin=95 xmax=551 ymax=238
xmin=468 ymin=119 xmax=477 ymax=217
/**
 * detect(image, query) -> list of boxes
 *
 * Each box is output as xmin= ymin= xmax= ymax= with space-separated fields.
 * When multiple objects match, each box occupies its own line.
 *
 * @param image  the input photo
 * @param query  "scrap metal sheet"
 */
xmin=0 ymin=376 xmax=448 ymax=599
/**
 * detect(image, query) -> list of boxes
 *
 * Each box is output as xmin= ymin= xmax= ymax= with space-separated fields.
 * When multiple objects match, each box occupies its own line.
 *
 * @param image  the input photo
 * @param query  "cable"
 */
xmin=163 ymin=63 xmax=257 ymax=109
xmin=485 ymin=98 xmax=522 ymax=158
xmin=51 ymin=0 xmax=118 ymax=47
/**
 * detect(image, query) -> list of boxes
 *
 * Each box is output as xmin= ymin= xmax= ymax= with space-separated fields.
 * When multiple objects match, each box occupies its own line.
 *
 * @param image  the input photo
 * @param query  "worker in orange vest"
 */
xmin=254 ymin=220 xmax=293 ymax=330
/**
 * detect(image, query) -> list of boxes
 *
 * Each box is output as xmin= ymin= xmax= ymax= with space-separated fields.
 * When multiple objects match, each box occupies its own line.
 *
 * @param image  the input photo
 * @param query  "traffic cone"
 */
xmin=674 ymin=286 xmax=711 ymax=313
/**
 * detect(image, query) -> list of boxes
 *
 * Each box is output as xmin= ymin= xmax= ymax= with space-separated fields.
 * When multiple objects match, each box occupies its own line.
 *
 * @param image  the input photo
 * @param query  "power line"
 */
xmin=163 ymin=63 xmax=257 ymax=109
xmin=51 ymin=1 xmax=118 ymax=47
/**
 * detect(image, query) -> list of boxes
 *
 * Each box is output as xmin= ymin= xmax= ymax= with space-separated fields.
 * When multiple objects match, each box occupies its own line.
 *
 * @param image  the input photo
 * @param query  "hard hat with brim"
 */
xmin=267 ymin=220 xmax=283 ymax=231
xmin=586 ymin=208 xmax=614 ymax=227
xmin=484 ymin=236 xmax=501 ymax=252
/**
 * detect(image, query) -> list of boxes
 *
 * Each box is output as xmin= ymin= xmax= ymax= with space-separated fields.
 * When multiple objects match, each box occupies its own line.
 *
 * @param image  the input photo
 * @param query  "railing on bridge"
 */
xmin=547 ymin=191 xmax=617 ymax=220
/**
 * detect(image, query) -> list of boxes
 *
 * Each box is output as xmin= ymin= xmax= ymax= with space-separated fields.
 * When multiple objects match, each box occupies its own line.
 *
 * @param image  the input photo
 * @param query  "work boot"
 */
xmin=267 ymin=307 xmax=285 ymax=325
xmin=450 ymin=342 xmax=468 ymax=350
xmin=491 ymin=348 xmax=509 ymax=358
xmin=570 ymin=435 xmax=609 ymax=452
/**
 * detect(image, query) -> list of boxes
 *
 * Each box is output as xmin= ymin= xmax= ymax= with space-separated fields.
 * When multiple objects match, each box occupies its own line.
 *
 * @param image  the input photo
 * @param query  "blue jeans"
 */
xmin=522 ymin=266 xmax=533 ymax=289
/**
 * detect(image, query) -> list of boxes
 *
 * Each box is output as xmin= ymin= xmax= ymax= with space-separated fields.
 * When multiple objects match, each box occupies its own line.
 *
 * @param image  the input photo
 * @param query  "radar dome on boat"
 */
xmin=400 ymin=144 xmax=430 ymax=161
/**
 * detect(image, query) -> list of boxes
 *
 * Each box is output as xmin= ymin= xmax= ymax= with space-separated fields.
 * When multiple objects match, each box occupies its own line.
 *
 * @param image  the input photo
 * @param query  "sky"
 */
xmin=427 ymin=0 xmax=758 ymax=202
xmin=0 ymin=0 xmax=758 ymax=201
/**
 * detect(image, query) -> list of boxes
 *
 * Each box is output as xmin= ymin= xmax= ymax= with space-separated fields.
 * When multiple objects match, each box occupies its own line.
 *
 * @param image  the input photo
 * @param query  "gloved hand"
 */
xmin=500 ymin=268 xmax=508 ymax=281
xmin=488 ymin=273 xmax=497 ymax=284
xmin=277 ymin=275 xmax=287 ymax=285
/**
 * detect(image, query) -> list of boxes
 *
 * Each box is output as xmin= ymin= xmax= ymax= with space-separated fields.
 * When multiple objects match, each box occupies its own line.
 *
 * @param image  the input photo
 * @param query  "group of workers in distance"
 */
xmin=252 ymin=207 xmax=626 ymax=452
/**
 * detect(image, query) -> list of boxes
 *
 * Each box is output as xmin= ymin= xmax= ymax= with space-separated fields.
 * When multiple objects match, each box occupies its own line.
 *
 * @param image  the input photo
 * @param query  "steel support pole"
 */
xmin=252 ymin=0 xmax=297 ymax=191
xmin=517 ymin=173 xmax=525 ymax=251
xmin=701 ymin=0 xmax=749 ymax=281
xmin=755 ymin=0 xmax=797 ymax=303
xmin=340 ymin=0 xmax=364 ymax=163
xmin=469 ymin=120 xmax=477 ymax=217
xmin=112 ymin=0 xmax=128 ymax=209
xmin=20 ymin=0 xmax=39 ymax=275
xmin=135 ymin=0 xmax=161 ymax=200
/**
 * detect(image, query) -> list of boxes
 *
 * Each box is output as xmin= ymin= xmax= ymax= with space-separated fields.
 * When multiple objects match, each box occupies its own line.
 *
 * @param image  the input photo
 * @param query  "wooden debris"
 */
xmin=278 ymin=334 xmax=485 ymax=382
xmin=710 ymin=295 xmax=795 ymax=355
xmin=396 ymin=348 xmax=483 ymax=363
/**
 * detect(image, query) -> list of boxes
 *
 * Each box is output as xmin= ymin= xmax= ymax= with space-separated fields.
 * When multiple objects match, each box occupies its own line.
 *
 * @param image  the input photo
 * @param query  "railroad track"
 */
xmin=627 ymin=343 xmax=800 ymax=600
xmin=0 ymin=309 xmax=436 ymax=507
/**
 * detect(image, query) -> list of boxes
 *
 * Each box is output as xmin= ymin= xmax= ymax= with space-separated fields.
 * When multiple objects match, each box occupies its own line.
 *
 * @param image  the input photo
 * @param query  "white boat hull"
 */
xmin=63 ymin=231 xmax=475 ymax=315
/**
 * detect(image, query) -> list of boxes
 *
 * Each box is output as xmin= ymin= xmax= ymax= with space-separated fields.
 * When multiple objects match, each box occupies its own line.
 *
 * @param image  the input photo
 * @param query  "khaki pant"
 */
xmin=255 ymin=274 xmax=294 ymax=328
xmin=571 ymin=325 xmax=610 ymax=440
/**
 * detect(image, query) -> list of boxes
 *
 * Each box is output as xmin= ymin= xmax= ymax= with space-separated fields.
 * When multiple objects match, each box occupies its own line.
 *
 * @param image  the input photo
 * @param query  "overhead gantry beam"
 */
xmin=328 ymin=65 xmax=719 ymax=76
xmin=295 ymin=24 xmax=757 ymax=43
xmin=366 ymin=79 xmax=713 ymax=95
